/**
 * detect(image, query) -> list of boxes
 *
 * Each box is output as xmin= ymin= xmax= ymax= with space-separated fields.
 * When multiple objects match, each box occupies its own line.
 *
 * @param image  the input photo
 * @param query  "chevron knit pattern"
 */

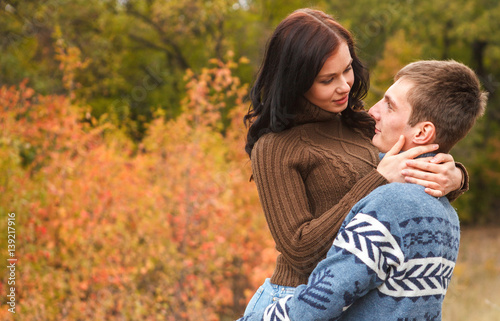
xmin=262 ymin=295 xmax=293 ymax=321
xmin=333 ymin=212 xmax=404 ymax=280
xmin=336 ymin=212 xmax=455 ymax=298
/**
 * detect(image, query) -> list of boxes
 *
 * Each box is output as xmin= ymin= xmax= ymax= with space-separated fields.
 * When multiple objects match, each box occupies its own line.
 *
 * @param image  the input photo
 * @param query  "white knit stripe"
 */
xmin=379 ymin=257 xmax=456 ymax=297
xmin=263 ymin=295 xmax=293 ymax=321
xmin=333 ymin=213 xmax=405 ymax=280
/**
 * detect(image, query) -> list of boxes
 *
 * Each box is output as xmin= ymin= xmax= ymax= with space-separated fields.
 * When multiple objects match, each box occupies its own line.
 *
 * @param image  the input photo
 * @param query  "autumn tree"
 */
xmin=0 ymin=54 xmax=277 ymax=320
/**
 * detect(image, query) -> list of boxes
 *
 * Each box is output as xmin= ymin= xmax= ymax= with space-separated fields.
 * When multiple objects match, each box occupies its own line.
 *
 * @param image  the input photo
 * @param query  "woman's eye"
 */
xmin=321 ymin=78 xmax=334 ymax=84
xmin=344 ymin=65 xmax=352 ymax=73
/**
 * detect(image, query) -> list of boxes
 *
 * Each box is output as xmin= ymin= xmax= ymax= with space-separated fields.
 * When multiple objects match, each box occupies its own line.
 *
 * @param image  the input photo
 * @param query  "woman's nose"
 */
xmin=336 ymin=76 xmax=351 ymax=94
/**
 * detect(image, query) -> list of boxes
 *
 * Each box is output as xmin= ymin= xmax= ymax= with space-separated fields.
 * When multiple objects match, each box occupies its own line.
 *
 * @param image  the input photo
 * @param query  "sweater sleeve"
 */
xmin=446 ymin=162 xmax=469 ymax=202
xmin=237 ymin=210 xmax=398 ymax=321
xmin=251 ymin=135 xmax=387 ymax=276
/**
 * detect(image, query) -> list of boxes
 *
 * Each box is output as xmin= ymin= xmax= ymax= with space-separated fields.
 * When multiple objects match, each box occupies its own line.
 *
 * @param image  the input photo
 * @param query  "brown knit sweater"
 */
xmin=251 ymin=104 xmax=468 ymax=287
xmin=251 ymin=104 xmax=387 ymax=287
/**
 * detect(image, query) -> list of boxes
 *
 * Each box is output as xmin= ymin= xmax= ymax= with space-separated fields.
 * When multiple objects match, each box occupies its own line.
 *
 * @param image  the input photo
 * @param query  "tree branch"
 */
xmin=128 ymin=33 xmax=170 ymax=53
xmin=125 ymin=5 xmax=190 ymax=69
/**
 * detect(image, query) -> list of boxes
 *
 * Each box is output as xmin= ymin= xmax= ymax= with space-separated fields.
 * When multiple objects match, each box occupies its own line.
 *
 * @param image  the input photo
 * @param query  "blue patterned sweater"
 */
xmin=239 ymin=181 xmax=460 ymax=321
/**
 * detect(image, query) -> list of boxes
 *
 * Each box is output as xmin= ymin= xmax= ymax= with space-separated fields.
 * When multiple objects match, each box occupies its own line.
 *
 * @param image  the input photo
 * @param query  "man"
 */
xmin=239 ymin=60 xmax=487 ymax=321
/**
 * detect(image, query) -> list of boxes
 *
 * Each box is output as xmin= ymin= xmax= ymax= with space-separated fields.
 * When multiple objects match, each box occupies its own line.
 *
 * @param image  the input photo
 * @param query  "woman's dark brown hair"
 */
xmin=244 ymin=8 xmax=374 ymax=157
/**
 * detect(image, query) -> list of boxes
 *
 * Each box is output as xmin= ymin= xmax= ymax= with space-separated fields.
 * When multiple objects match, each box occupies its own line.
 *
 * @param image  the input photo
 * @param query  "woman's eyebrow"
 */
xmin=317 ymin=59 xmax=353 ymax=78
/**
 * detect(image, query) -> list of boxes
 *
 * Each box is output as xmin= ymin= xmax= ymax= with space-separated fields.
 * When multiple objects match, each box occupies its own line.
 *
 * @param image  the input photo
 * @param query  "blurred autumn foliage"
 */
xmin=0 ymin=57 xmax=276 ymax=320
xmin=1 ymin=1 xmax=500 ymax=320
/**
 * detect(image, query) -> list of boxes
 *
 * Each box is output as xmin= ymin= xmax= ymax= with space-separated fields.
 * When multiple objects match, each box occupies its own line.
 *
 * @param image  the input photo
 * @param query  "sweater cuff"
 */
xmin=446 ymin=162 xmax=469 ymax=202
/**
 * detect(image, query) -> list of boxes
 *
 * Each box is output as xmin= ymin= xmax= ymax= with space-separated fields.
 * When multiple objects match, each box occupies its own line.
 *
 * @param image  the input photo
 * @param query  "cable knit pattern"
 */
xmin=301 ymin=135 xmax=356 ymax=184
xmin=299 ymin=127 xmax=367 ymax=185
xmin=251 ymin=104 xmax=387 ymax=287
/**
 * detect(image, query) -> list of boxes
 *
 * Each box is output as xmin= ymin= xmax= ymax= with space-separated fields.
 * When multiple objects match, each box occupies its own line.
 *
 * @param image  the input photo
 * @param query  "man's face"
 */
xmin=368 ymin=78 xmax=415 ymax=153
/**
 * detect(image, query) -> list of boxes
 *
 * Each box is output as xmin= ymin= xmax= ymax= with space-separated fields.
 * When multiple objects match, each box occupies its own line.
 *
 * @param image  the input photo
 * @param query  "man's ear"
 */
xmin=412 ymin=121 xmax=436 ymax=145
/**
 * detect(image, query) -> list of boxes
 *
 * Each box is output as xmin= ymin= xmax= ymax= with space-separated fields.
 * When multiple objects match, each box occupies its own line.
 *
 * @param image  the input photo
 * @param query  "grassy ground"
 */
xmin=442 ymin=226 xmax=500 ymax=320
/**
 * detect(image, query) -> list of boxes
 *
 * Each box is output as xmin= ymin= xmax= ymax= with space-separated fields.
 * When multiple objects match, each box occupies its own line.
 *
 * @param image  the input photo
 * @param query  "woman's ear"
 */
xmin=412 ymin=121 xmax=436 ymax=145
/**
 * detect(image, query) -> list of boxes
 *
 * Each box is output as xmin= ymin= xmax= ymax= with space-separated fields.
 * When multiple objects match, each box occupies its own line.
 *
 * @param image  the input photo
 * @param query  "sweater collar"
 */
xmin=379 ymin=152 xmax=437 ymax=161
xmin=293 ymin=99 xmax=339 ymax=126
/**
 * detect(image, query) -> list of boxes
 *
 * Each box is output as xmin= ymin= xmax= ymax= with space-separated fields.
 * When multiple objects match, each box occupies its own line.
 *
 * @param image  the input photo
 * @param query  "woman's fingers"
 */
xmin=403 ymin=171 xmax=443 ymax=186
xmin=405 ymin=159 xmax=441 ymax=174
xmin=404 ymin=176 xmax=444 ymax=197
xmin=403 ymin=163 xmax=447 ymax=186
xmin=400 ymin=144 xmax=439 ymax=160
xmin=430 ymin=152 xmax=454 ymax=164
xmin=400 ymin=151 xmax=461 ymax=197
xmin=424 ymin=187 xmax=444 ymax=198
xmin=385 ymin=135 xmax=405 ymax=156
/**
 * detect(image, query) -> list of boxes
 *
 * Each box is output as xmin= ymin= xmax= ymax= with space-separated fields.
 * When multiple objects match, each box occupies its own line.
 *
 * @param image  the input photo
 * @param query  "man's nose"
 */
xmin=368 ymin=103 xmax=380 ymax=120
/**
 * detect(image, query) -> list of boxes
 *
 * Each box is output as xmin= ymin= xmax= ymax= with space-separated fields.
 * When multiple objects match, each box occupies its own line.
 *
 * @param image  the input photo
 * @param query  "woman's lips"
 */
xmin=334 ymin=95 xmax=349 ymax=105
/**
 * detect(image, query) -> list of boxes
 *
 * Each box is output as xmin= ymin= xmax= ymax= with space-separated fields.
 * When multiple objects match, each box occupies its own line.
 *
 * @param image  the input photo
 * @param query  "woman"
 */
xmin=243 ymin=8 xmax=467 ymax=315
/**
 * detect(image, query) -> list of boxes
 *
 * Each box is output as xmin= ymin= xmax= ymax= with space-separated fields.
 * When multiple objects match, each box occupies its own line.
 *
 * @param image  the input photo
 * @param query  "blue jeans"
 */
xmin=243 ymin=278 xmax=296 ymax=316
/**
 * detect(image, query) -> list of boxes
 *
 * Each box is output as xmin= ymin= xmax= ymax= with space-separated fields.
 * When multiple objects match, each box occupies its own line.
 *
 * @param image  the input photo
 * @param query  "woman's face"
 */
xmin=304 ymin=42 xmax=354 ymax=114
